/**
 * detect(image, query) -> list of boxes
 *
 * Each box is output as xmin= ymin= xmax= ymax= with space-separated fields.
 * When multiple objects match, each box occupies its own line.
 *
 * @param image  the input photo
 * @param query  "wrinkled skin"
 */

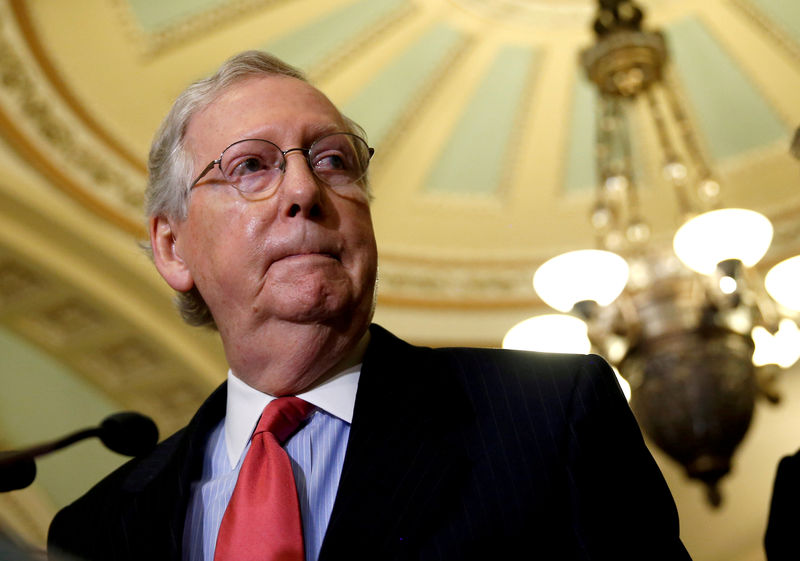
xmin=150 ymin=75 xmax=378 ymax=395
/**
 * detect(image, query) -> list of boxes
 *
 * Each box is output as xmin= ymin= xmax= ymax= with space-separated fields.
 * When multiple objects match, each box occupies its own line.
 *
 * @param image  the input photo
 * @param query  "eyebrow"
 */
xmin=237 ymin=122 xmax=344 ymax=146
xmin=300 ymin=122 xmax=345 ymax=142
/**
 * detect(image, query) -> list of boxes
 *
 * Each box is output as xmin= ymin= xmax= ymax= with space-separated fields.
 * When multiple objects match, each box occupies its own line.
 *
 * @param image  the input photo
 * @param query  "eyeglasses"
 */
xmin=190 ymin=132 xmax=374 ymax=199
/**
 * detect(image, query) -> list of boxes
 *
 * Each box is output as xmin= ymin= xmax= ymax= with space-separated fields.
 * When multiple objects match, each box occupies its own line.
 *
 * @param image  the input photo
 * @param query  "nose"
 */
xmin=280 ymin=151 xmax=323 ymax=218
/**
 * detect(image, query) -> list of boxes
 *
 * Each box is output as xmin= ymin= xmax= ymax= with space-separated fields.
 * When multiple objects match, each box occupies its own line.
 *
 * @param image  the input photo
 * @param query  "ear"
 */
xmin=149 ymin=215 xmax=194 ymax=292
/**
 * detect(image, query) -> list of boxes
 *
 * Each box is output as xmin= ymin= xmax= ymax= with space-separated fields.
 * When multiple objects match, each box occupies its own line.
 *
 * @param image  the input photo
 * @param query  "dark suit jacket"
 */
xmin=765 ymin=448 xmax=800 ymax=560
xmin=48 ymin=324 xmax=691 ymax=560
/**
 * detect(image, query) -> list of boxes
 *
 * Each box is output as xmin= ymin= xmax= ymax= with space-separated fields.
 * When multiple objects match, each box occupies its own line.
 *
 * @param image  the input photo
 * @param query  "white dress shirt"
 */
xmin=183 ymin=364 xmax=360 ymax=561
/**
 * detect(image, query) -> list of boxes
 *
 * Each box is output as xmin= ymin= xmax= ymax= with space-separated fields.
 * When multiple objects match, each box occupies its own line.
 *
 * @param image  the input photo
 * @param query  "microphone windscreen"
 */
xmin=0 ymin=455 xmax=36 ymax=493
xmin=99 ymin=412 xmax=159 ymax=457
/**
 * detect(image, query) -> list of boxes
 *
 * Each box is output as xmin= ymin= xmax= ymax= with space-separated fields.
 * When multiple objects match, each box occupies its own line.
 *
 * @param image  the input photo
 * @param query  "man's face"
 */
xmin=162 ymin=75 xmax=378 ymax=344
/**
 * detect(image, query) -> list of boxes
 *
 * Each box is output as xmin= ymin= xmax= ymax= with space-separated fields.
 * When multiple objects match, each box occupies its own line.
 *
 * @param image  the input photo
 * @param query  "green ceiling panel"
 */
xmin=0 ymin=328 xmax=124 ymax=507
xmin=564 ymin=70 xmax=597 ymax=194
xmin=424 ymin=45 xmax=538 ymax=196
xmin=748 ymin=0 xmax=800 ymax=44
xmin=665 ymin=17 xmax=788 ymax=161
xmin=264 ymin=0 xmax=407 ymax=72
xmin=126 ymin=0 xmax=227 ymax=33
xmin=343 ymin=23 xmax=463 ymax=145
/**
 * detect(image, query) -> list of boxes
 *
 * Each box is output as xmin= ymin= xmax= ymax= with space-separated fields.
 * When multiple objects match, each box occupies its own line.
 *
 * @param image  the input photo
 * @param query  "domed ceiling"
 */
xmin=0 ymin=0 xmax=799 ymax=559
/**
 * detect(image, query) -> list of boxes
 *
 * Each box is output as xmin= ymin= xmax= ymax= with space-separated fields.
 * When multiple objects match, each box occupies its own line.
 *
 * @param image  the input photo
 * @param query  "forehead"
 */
xmin=186 ymin=75 xmax=346 ymax=153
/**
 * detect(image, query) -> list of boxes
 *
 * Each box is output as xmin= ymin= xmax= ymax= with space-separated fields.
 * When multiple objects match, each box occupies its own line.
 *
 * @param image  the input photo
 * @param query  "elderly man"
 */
xmin=48 ymin=51 xmax=691 ymax=561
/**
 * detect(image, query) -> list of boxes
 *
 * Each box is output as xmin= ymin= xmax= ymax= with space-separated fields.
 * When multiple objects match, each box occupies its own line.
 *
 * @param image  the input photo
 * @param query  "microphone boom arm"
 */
xmin=0 ymin=412 xmax=158 ymax=492
xmin=0 ymin=427 xmax=101 ymax=467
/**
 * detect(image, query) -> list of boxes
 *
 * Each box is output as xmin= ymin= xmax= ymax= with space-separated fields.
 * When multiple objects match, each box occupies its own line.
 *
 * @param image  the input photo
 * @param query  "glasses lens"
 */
xmin=220 ymin=139 xmax=283 ymax=195
xmin=309 ymin=134 xmax=371 ymax=186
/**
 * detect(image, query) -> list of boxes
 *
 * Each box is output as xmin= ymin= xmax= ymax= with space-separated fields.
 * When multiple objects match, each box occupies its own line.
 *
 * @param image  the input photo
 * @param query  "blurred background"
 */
xmin=0 ymin=1 xmax=799 ymax=559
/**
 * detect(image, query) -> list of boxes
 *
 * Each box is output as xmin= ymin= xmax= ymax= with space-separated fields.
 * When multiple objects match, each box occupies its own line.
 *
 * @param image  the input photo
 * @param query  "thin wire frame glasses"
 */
xmin=189 ymin=132 xmax=374 ymax=199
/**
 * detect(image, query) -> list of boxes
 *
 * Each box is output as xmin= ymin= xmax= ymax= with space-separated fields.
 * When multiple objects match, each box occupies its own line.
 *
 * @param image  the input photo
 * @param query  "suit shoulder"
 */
xmin=435 ymin=345 xmax=611 ymax=387
xmin=55 ymin=425 xmax=188 ymax=516
xmin=47 ymin=426 xmax=189 ymax=559
xmin=368 ymin=323 xmax=614 ymax=395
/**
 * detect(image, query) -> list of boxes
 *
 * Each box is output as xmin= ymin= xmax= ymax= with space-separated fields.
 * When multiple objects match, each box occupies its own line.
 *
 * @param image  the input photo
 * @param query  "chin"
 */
xmin=274 ymin=293 xmax=357 ymax=324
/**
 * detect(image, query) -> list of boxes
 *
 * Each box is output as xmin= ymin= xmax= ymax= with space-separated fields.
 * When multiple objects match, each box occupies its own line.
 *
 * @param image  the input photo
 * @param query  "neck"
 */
xmin=224 ymin=321 xmax=370 ymax=396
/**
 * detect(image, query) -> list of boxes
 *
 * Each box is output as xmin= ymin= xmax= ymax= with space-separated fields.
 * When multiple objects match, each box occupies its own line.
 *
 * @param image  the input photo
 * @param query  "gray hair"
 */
xmin=145 ymin=50 xmax=369 ymax=328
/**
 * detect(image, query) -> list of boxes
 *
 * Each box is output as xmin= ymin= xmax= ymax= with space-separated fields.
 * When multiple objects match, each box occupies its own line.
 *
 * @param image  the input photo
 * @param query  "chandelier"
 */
xmin=504 ymin=0 xmax=800 ymax=506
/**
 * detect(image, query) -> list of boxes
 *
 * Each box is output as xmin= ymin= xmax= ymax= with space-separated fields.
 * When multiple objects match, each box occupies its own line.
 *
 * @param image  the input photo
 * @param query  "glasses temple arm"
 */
xmin=190 ymin=159 xmax=221 ymax=189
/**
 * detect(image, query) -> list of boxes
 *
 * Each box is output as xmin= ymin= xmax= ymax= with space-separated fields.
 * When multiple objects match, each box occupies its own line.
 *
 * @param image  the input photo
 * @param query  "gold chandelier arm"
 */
xmin=644 ymin=86 xmax=692 ymax=216
xmin=660 ymin=68 xmax=722 ymax=208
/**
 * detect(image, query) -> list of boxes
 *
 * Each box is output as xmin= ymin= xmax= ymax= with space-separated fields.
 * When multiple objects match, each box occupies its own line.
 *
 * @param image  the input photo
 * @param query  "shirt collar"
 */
xmin=224 ymin=362 xmax=361 ymax=468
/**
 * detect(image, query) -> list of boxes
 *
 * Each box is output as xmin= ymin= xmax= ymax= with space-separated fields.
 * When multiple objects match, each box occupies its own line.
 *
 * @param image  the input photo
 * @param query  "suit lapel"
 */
xmin=319 ymin=326 xmax=473 ymax=560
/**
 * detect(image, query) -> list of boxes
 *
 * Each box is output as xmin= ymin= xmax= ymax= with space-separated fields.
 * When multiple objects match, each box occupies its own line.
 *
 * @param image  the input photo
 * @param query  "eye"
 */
xmin=221 ymin=139 xmax=283 ymax=180
xmin=308 ymin=133 xmax=372 ymax=185
xmin=313 ymin=152 xmax=347 ymax=171
xmin=228 ymin=155 xmax=268 ymax=177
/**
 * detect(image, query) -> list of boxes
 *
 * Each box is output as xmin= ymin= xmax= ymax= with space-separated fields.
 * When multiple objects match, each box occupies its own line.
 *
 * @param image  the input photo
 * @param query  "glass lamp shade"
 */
xmin=533 ymin=250 xmax=629 ymax=312
xmin=673 ymin=209 xmax=773 ymax=275
xmin=752 ymin=319 xmax=800 ymax=368
xmin=502 ymin=315 xmax=591 ymax=354
xmin=765 ymin=255 xmax=800 ymax=312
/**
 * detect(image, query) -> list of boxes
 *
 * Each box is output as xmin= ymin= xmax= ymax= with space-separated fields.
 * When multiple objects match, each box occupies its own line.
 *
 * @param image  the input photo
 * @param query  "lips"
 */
xmin=270 ymin=245 xmax=342 ymax=265
xmin=265 ymin=231 xmax=344 ymax=269
xmin=281 ymin=251 xmax=340 ymax=262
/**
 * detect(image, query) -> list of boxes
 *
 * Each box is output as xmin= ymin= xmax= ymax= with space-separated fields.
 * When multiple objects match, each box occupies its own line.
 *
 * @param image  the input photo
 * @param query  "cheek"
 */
xmin=344 ymin=208 xmax=378 ymax=275
xmin=356 ymin=208 xmax=378 ymax=252
xmin=181 ymin=199 xmax=266 ymax=281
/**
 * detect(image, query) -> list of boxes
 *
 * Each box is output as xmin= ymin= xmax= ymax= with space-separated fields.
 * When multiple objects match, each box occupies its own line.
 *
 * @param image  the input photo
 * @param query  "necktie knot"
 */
xmin=255 ymin=397 xmax=315 ymax=445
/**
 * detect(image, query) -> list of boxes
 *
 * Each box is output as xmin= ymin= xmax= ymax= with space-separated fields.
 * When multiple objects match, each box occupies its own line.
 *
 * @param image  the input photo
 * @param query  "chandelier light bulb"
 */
xmin=663 ymin=161 xmax=687 ymax=181
xmin=604 ymin=174 xmax=628 ymax=194
xmin=698 ymin=178 xmax=721 ymax=202
xmin=626 ymin=219 xmax=650 ymax=245
xmin=718 ymin=276 xmax=737 ymax=295
xmin=502 ymin=315 xmax=591 ymax=354
xmin=673 ymin=208 xmax=773 ymax=275
xmin=765 ymin=255 xmax=800 ymax=312
xmin=591 ymin=203 xmax=613 ymax=230
xmin=533 ymin=250 xmax=629 ymax=312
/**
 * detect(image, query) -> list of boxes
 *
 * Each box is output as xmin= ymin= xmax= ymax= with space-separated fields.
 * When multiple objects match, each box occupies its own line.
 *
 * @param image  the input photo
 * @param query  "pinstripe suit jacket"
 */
xmin=48 ymin=324 xmax=691 ymax=560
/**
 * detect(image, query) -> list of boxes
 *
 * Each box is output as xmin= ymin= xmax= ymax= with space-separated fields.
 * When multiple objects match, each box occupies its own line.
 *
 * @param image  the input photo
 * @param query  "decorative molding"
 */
xmin=110 ymin=0 xmax=296 ymax=57
xmin=0 ymin=254 xmax=214 ymax=437
xmin=376 ymin=255 xmax=540 ymax=307
xmin=729 ymin=0 xmax=800 ymax=65
xmin=0 ymin=1 xmax=145 ymax=236
xmin=715 ymin=140 xmax=797 ymax=182
xmin=8 ymin=0 xmax=145 ymax=172
xmin=369 ymin=33 xmax=477 ymax=179
xmin=449 ymin=0 xmax=593 ymax=30
xmin=0 ymin=260 xmax=48 ymax=309
xmin=696 ymin=5 xmax=800 ymax=129
xmin=374 ymin=196 xmax=800 ymax=307
xmin=307 ymin=1 xmax=419 ymax=83
xmin=496 ymin=47 xmax=544 ymax=202
xmin=23 ymin=300 xmax=106 ymax=348
xmin=0 ymin=0 xmax=797 ymax=315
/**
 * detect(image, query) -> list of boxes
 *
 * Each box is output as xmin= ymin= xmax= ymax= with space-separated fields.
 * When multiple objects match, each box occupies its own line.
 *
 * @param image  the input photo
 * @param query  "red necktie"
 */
xmin=214 ymin=397 xmax=315 ymax=561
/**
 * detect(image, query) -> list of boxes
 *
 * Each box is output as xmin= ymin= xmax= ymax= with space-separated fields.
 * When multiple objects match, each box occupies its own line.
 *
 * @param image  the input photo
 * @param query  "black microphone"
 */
xmin=0 ymin=412 xmax=158 ymax=492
